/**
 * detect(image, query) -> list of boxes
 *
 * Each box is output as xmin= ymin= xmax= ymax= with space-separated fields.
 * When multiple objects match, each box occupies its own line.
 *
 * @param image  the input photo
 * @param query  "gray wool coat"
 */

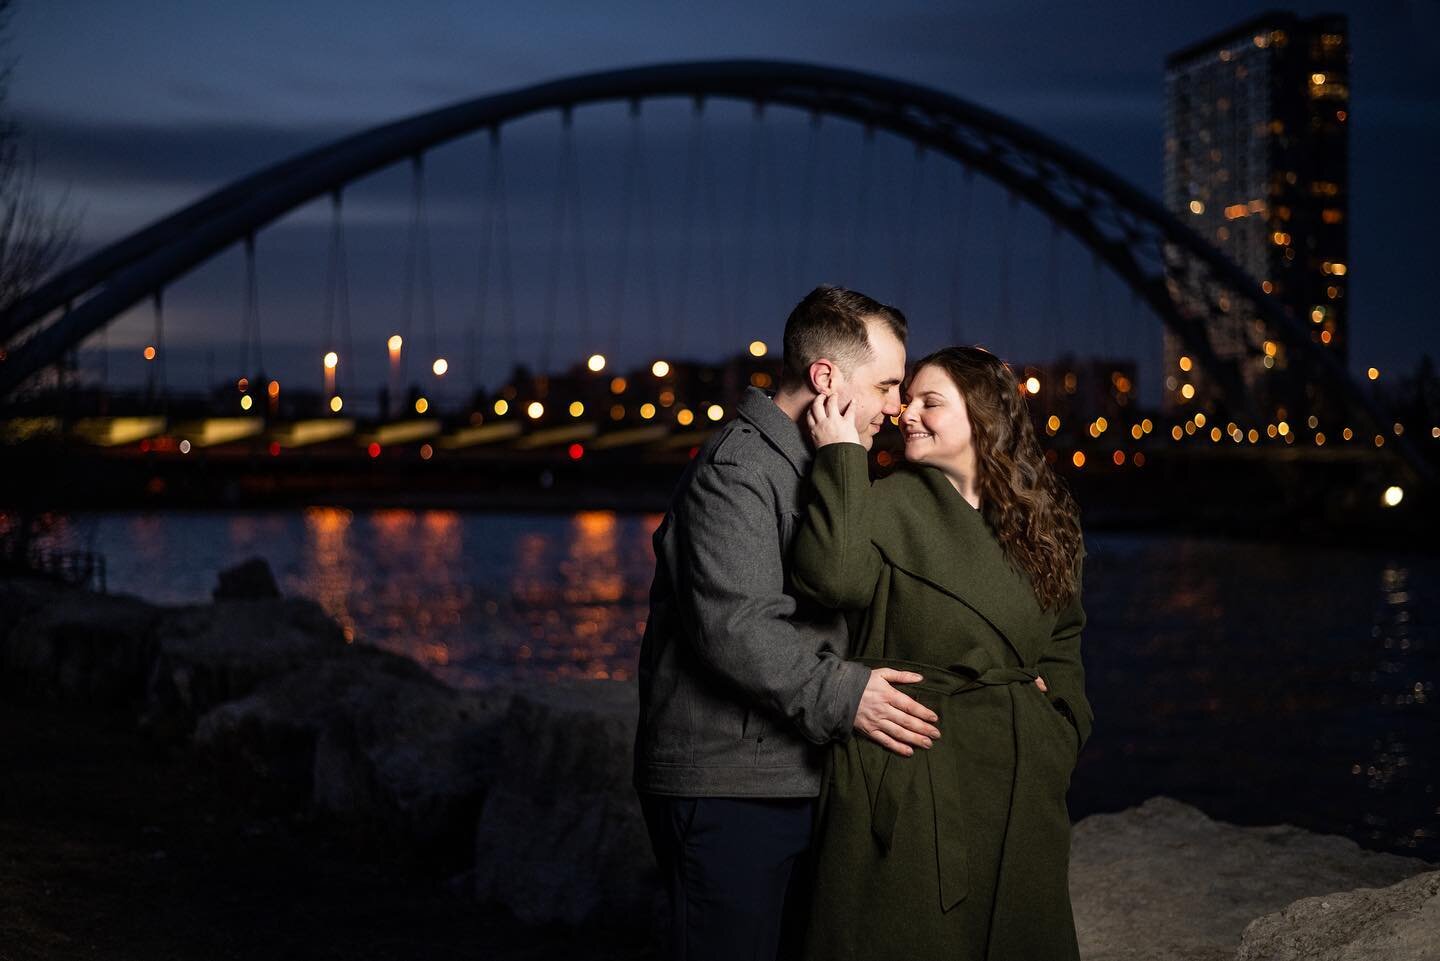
xmin=633 ymin=387 xmax=872 ymax=798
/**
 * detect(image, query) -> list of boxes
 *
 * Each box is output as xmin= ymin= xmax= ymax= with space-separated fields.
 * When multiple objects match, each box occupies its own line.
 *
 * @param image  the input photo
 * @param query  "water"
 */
xmin=13 ymin=508 xmax=1439 ymax=863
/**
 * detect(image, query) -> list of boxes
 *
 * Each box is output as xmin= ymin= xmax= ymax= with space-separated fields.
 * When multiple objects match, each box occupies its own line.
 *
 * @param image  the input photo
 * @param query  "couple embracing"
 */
xmin=634 ymin=285 xmax=1092 ymax=961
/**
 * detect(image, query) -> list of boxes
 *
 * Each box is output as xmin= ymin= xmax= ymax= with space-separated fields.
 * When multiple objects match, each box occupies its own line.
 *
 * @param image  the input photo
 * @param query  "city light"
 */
xmin=268 ymin=380 xmax=280 ymax=398
xmin=179 ymin=440 xmax=191 ymax=454
xmin=527 ymin=401 xmax=544 ymax=419
xmin=749 ymin=340 xmax=768 ymax=357
xmin=420 ymin=444 xmax=433 ymax=460
xmin=640 ymin=403 xmax=657 ymax=420
xmin=1382 ymin=486 xmax=1404 ymax=508
xmin=143 ymin=345 xmax=157 ymax=361
xmin=388 ymin=334 xmax=403 ymax=352
xmin=610 ymin=404 xmax=625 ymax=420
xmin=1071 ymin=451 xmax=1086 ymax=468
xmin=1025 ymin=376 xmax=1041 ymax=394
xmin=324 ymin=351 xmax=338 ymax=369
xmin=568 ymin=443 xmax=585 ymax=461
xmin=240 ymin=395 xmax=253 ymax=411
xmin=433 ymin=358 xmax=448 ymax=376
xmin=706 ymin=404 xmax=724 ymax=421
xmin=1367 ymin=367 xmax=1379 ymax=380
xmin=1180 ymin=384 xmax=1195 ymax=399
xmin=1178 ymin=356 xmax=1192 ymax=371
xmin=587 ymin=353 xmax=607 ymax=372
xmin=676 ymin=408 xmax=695 ymax=426
xmin=610 ymin=377 xmax=627 ymax=394
xmin=415 ymin=397 xmax=428 ymax=414
xmin=652 ymin=360 xmax=671 ymax=377
xmin=493 ymin=398 xmax=509 ymax=416
xmin=1188 ymin=200 xmax=1204 ymax=214
xmin=569 ymin=401 xmax=585 ymax=417
xmin=330 ymin=395 xmax=343 ymax=412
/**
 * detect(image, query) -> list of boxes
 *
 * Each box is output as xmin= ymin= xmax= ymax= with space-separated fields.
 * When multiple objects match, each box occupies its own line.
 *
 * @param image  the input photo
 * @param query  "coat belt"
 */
xmin=850 ymin=656 xmax=1040 ymax=913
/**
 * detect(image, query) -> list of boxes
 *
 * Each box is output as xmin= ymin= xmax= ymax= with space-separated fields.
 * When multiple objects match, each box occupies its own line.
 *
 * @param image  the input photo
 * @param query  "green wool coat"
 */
xmin=790 ymin=443 xmax=1093 ymax=961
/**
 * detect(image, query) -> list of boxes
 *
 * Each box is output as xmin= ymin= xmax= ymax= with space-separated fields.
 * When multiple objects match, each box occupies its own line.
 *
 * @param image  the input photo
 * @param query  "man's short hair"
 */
xmin=781 ymin=286 xmax=908 ymax=388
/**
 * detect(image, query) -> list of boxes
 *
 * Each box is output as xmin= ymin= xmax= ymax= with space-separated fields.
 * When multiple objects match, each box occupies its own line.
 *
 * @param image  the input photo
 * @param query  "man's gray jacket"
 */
xmin=633 ymin=387 xmax=872 ymax=797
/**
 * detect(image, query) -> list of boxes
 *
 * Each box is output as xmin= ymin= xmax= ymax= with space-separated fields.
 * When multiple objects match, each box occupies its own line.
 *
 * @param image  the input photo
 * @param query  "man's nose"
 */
xmin=883 ymin=389 xmax=903 ymax=417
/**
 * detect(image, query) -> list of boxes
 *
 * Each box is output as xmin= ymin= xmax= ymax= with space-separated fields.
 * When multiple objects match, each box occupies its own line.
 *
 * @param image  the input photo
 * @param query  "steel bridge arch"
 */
xmin=0 ymin=59 xmax=1417 ymax=475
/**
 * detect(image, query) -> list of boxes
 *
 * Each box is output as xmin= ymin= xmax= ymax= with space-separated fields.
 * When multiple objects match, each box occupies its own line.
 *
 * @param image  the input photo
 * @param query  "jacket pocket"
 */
xmin=742 ymin=705 xmax=771 ymax=740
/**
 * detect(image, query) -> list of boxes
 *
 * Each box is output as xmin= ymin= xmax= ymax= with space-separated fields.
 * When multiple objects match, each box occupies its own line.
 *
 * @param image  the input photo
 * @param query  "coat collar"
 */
xmin=870 ymin=464 xmax=1052 ymax=667
xmin=736 ymin=387 xmax=812 ymax=476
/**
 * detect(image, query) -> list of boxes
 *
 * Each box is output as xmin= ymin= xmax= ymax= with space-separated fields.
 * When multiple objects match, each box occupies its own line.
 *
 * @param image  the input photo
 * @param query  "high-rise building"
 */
xmin=1162 ymin=12 xmax=1349 ymax=420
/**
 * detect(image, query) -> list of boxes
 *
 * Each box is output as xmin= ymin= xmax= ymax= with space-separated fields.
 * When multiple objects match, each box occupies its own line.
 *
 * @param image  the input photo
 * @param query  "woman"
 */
xmin=791 ymin=345 xmax=1091 ymax=961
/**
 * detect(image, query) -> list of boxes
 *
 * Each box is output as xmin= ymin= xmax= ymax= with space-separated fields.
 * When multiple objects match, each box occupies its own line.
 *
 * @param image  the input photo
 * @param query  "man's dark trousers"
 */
xmin=640 ymin=794 xmax=815 ymax=961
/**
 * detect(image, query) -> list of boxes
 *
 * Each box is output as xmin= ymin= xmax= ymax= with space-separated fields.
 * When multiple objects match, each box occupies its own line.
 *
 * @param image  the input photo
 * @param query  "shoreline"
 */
xmin=2 ymin=570 xmax=1437 ymax=960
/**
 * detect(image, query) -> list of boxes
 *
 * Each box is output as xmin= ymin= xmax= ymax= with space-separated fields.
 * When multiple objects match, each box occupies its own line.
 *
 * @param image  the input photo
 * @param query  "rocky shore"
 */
xmin=1 ymin=566 xmax=1436 ymax=960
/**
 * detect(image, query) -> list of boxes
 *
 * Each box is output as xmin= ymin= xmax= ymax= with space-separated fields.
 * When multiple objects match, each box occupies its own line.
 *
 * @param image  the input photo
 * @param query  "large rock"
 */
xmin=1236 ymin=869 xmax=1440 ymax=961
xmin=212 ymin=556 xmax=282 ymax=600
xmin=0 ymin=579 xmax=162 ymax=706
xmin=472 ymin=679 xmax=658 ymax=928
xmin=1070 ymin=797 xmax=1436 ymax=961
xmin=195 ymin=645 xmax=511 ymax=862
xmin=144 ymin=596 xmax=347 ymax=729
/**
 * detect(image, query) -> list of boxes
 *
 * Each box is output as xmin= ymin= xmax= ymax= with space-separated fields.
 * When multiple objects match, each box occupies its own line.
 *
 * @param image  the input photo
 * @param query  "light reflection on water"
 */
xmin=12 ymin=509 xmax=1439 ymax=861
xmin=24 ymin=508 xmax=662 ymax=688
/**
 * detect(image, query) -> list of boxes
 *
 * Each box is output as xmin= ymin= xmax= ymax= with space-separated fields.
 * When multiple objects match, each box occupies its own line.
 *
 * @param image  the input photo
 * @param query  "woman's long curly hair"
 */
xmin=907 ymin=346 xmax=1083 ymax=612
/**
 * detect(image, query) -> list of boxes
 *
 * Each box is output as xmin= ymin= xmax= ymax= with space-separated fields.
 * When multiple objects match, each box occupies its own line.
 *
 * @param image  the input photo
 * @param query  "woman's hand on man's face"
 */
xmin=807 ymin=392 xmax=862 ymax=447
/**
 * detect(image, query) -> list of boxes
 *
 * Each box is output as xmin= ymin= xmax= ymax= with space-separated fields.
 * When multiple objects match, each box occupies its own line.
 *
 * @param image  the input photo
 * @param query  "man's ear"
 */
xmin=808 ymin=359 xmax=836 ymax=395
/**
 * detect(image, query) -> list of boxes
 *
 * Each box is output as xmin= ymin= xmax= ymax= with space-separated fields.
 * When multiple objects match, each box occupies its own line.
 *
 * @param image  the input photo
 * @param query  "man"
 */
xmin=634 ymin=285 xmax=942 ymax=960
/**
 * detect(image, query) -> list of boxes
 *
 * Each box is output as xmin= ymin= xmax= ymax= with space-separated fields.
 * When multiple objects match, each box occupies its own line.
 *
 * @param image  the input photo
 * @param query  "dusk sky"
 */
xmin=9 ymin=0 xmax=1438 ymax=407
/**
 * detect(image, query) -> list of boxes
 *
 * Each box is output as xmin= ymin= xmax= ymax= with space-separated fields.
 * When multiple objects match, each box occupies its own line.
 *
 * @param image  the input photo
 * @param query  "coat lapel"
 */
xmin=870 ymin=465 xmax=1052 ymax=667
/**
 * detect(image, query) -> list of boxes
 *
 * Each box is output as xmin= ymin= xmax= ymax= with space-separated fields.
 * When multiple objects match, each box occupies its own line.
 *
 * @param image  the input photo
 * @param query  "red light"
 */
xmin=269 ymin=441 xmax=281 ymax=457
xmin=567 ymin=443 xmax=584 ymax=461
xmin=368 ymin=443 xmax=381 ymax=459
xmin=138 ymin=439 xmax=151 ymax=452
xmin=1112 ymin=450 xmax=1125 ymax=466
xmin=688 ymin=446 xmax=700 ymax=459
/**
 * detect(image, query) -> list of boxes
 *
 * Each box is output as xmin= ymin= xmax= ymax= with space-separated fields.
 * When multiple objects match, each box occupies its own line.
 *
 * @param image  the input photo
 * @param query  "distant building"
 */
xmin=1162 ymin=12 xmax=1350 ymax=420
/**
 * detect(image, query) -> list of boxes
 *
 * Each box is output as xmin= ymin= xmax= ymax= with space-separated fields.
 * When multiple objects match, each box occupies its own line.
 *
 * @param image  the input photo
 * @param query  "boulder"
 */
xmin=195 ymin=644 xmax=511 ymax=862
xmin=472 ymin=679 xmax=659 ymax=928
xmin=144 ymin=596 xmax=347 ymax=729
xmin=0 ymin=579 xmax=162 ymax=706
xmin=1069 ymin=796 xmax=1436 ymax=961
xmin=1236 ymin=868 xmax=1440 ymax=961
xmin=213 ymin=556 xmax=282 ymax=600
